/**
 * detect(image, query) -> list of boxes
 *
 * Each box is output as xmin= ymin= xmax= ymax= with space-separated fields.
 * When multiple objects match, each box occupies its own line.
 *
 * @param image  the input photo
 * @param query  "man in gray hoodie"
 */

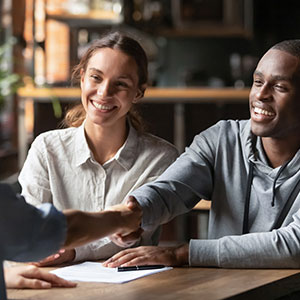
xmin=104 ymin=39 xmax=300 ymax=269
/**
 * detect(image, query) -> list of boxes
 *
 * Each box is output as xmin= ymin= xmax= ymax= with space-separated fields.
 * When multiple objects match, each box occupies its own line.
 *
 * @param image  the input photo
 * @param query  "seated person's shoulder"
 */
xmin=214 ymin=119 xmax=249 ymax=131
xmin=139 ymin=132 xmax=179 ymax=158
xmin=199 ymin=119 xmax=249 ymax=139
xmin=32 ymin=127 xmax=78 ymax=149
xmin=190 ymin=119 xmax=250 ymax=152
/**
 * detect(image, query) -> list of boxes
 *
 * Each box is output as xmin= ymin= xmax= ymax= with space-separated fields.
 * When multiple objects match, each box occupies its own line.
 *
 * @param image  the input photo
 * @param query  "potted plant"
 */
xmin=0 ymin=37 xmax=20 ymax=111
xmin=0 ymin=37 xmax=21 ymax=158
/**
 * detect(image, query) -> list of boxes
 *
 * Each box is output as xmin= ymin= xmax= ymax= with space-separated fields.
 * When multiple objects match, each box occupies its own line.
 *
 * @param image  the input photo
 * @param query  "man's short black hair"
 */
xmin=272 ymin=40 xmax=300 ymax=58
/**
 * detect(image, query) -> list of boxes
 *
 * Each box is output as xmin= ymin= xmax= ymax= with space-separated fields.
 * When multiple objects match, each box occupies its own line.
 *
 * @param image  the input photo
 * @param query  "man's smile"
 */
xmin=253 ymin=106 xmax=275 ymax=117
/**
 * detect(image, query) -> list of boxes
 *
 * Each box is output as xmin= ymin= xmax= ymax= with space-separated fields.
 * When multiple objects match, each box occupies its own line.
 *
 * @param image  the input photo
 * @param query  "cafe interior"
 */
xmin=1 ymin=0 xmax=300 ymax=243
xmin=2 ymin=1 xmax=300 ymax=298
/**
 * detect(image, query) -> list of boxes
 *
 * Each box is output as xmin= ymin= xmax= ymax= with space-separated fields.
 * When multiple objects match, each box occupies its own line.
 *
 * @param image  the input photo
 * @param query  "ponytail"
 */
xmin=61 ymin=103 xmax=86 ymax=128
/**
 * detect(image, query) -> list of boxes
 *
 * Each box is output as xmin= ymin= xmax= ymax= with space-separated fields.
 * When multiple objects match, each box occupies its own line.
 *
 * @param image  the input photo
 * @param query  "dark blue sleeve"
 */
xmin=0 ymin=183 xmax=66 ymax=262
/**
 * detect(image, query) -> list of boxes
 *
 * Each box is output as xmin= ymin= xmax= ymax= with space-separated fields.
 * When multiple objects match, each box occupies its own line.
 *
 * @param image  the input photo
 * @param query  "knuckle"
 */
xmin=32 ymin=279 xmax=41 ymax=287
xmin=30 ymin=265 xmax=39 ymax=274
xmin=27 ymin=265 xmax=37 ymax=271
xmin=16 ymin=278 xmax=23 ymax=286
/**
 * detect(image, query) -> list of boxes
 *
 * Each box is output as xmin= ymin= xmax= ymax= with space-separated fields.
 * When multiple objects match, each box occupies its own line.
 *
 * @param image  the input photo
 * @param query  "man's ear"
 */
xmin=133 ymin=84 xmax=147 ymax=103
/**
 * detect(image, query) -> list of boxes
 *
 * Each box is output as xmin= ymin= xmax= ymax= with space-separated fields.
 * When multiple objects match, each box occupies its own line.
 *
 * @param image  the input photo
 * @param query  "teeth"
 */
xmin=93 ymin=102 xmax=113 ymax=110
xmin=254 ymin=107 xmax=274 ymax=116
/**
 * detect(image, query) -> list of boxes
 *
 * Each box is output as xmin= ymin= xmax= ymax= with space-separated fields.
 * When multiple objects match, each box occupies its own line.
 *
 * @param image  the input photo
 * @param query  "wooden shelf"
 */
xmin=157 ymin=26 xmax=252 ymax=39
xmin=17 ymin=85 xmax=250 ymax=167
xmin=46 ymin=9 xmax=122 ymax=26
xmin=18 ymin=86 xmax=250 ymax=103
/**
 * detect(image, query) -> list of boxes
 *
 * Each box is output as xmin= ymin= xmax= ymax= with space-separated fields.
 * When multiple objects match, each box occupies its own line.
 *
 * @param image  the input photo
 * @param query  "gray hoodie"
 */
xmin=132 ymin=120 xmax=300 ymax=268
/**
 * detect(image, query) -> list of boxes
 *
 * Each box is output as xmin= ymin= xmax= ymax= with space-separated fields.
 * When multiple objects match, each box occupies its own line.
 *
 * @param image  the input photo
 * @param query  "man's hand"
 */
xmin=109 ymin=228 xmax=144 ymax=248
xmin=63 ymin=196 xmax=142 ymax=249
xmin=108 ymin=196 xmax=142 ymax=236
xmin=32 ymin=249 xmax=75 ymax=267
xmin=102 ymin=244 xmax=189 ymax=268
xmin=4 ymin=265 xmax=76 ymax=289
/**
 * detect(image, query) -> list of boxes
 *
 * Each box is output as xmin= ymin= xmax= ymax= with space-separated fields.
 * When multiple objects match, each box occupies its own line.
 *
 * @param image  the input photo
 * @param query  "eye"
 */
xmin=116 ymin=81 xmax=129 ymax=88
xmin=90 ymin=74 xmax=101 ymax=81
xmin=253 ymin=79 xmax=263 ymax=87
xmin=274 ymin=84 xmax=287 ymax=92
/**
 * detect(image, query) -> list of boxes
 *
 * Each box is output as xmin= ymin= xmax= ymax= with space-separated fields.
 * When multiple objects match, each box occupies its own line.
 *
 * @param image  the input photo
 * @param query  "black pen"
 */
xmin=117 ymin=265 xmax=165 ymax=272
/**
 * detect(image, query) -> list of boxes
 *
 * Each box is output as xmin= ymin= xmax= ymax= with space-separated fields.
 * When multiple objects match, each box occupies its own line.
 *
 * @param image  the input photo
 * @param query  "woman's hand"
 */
xmin=4 ymin=265 xmax=76 ymax=289
xmin=32 ymin=249 xmax=76 ymax=267
xmin=102 ymin=244 xmax=189 ymax=268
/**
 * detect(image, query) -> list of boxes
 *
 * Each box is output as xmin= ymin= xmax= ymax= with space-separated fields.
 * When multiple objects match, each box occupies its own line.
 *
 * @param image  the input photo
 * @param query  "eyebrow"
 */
xmin=254 ymin=70 xmax=292 ymax=81
xmin=88 ymin=67 xmax=135 ymax=82
xmin=87 ymin=68 xmax=102 ymax=78
xmin=88 ymin=67 xmax=102 ymax=74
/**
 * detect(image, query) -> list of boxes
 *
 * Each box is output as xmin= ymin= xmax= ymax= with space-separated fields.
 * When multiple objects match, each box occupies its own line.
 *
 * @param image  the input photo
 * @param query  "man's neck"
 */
xmin=262 ymin=136 xmax=300 ymax=168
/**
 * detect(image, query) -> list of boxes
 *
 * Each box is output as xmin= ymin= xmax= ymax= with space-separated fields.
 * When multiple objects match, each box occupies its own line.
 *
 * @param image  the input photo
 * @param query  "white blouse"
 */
xmin=19 ymin=122 xmax=178 ymax=261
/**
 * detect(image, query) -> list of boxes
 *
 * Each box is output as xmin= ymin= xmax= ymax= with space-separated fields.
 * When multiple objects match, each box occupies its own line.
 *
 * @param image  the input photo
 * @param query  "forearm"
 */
xmin=74 ymin=238 xmax=120 ymax=262
xmin=132 ymin=181 xmax=198 ymax=231
xmin=131 ymin=150 xmax=213 ymax=231
xmin=189 ymin=227 xmax=300 ymax=268
xmin=63 ymin=210 xmax=121 ymax=249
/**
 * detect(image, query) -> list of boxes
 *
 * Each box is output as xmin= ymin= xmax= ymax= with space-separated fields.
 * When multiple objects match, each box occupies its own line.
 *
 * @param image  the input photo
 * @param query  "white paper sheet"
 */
xmin=50 ymin=262 xmax=172 ymax=283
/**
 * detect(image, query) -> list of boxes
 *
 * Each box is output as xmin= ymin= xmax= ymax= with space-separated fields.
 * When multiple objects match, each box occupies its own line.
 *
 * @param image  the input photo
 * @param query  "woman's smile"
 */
xmin=91 ymin=100 xmax=116 ymax=112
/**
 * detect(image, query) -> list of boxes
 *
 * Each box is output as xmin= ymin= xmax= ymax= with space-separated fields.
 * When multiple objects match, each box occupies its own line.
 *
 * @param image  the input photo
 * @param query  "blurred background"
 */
xmin=1 ymin=0 xmax=300 ymax=241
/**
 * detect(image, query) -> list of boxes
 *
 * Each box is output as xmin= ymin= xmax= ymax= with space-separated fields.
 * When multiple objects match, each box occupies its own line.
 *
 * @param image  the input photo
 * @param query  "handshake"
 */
xmin=108 ymin=196 xmax=144 ymax=248
xmin=30 ymin=196 xmax=143 ymax=268
xmin=64 ymin=196 xmax=143 ymax=249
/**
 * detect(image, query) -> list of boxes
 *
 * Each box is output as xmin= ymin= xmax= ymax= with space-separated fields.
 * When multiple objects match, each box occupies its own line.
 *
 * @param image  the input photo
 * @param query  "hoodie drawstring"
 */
xmin=243 ymin=159 xmax=292 ymax=234
xmin=243 ymin=162 xmax=254 ymax=234
xmin=271 ymin=160 xmax=291 ymax=207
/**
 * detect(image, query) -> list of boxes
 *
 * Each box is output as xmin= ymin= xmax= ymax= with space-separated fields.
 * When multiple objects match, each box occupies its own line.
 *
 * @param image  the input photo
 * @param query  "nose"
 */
xmin=97 ymin=80 xmax=111 ymax=98
xmin=254 ymin=83 xmax=271 ymax=101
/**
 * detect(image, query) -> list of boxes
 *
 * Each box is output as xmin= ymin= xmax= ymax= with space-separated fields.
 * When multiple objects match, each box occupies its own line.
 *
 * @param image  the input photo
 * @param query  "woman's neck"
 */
xmin=84 ymin=120 xmax=128 ymax=165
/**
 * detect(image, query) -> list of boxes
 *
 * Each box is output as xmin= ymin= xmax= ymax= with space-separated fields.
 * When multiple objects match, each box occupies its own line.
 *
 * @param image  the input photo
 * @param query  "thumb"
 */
xmin=126 ymin=196 xmax=140 ymax=211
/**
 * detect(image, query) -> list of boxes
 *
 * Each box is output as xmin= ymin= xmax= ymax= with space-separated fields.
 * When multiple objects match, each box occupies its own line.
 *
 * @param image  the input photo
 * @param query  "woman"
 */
xmin=19 ymin=31 xmax=178 ymax=266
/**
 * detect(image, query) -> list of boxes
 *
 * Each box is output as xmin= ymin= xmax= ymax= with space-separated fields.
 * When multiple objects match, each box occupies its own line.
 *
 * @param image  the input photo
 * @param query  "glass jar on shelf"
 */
xmin=64 ymin=0 xmax=90 ymax=14
xmin=90 ymin=0 xmax=122 ymax=14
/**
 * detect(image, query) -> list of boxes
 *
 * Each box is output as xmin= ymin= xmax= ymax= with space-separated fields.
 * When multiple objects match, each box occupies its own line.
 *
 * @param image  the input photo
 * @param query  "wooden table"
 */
xmin=7 ymin=267 xmax=300 ymax=300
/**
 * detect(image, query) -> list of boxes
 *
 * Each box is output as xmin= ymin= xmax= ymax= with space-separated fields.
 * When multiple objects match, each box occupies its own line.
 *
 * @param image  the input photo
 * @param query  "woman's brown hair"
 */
xmin=62 ymin=31 xmax=148 ymax=131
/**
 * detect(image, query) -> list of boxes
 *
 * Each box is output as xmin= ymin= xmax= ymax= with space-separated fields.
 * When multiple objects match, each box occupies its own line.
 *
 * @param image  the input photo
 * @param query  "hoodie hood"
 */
xmin=242 ymin=119 xmax=300 ymax=183
xmin=241 ymin=119 xmax=300 ymax=234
